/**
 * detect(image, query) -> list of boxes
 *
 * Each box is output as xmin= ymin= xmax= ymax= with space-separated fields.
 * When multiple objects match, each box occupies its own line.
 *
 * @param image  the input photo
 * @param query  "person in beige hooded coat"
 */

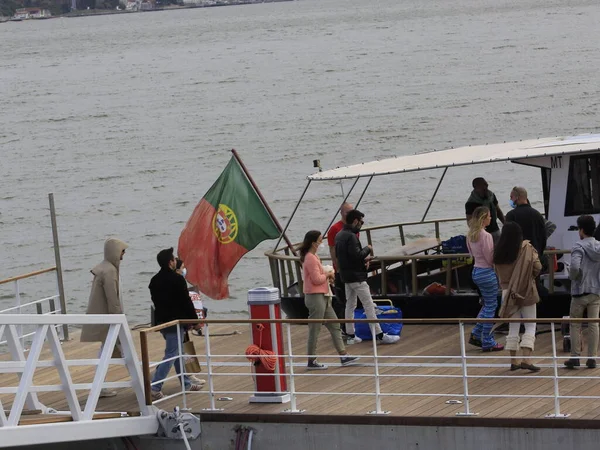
xmin=81 ymin=238 xmax=128 ymax=396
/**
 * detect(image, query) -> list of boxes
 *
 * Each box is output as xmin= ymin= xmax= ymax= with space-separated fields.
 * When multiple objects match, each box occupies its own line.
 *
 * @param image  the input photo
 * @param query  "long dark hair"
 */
xmin=299 ymin=230 xmax=321 ymax=263
xmin=493 ymin=222 xmax=523 ymax=265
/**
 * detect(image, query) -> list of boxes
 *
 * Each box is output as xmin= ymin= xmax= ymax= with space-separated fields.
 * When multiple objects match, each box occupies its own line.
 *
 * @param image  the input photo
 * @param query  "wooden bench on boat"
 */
xmin=378 ymin=237 xmax=440 ymax=260
xmin=373 ymin=237 xmax=442 ymax=294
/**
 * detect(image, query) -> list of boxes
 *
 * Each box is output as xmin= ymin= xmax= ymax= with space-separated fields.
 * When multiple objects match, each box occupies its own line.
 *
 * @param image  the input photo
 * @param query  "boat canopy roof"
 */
xmin=308 ymin=134 xmax=600 ymax=181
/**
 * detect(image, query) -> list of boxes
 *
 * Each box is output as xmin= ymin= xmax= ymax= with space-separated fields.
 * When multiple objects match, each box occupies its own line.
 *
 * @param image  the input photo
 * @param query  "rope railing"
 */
xmin=139 ymin=317 xmax=596 ymax=418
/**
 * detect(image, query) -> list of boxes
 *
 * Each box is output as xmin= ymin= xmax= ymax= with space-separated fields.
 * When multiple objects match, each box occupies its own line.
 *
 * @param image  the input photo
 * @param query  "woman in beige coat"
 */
xmin=494 ymin=222 xmax=542 ymax=372
xmin=81 ymin=238 xmax=128 ymax=397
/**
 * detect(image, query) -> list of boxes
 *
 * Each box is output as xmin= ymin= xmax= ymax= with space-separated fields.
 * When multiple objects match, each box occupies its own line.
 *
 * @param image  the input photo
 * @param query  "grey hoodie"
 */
xmin=570 ymin=237 xmax=600 ymax=296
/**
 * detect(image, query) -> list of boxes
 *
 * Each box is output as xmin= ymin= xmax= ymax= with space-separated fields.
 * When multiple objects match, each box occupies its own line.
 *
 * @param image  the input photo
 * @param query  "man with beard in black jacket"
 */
xmin=335 ymin=209 xmax=400 ymax=345
xmin=149 ymin=247 xmax=203 ymax=400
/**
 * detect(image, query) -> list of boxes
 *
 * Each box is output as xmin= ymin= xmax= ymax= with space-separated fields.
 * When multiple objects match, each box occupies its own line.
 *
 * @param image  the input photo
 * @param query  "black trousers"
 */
xmin=332 ymin=273 xmax=347 ymax=333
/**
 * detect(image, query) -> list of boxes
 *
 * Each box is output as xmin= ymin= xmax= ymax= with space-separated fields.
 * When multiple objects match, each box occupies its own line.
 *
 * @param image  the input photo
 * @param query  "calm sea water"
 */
xmin=1 ymin=0 xmax=600 ymax=323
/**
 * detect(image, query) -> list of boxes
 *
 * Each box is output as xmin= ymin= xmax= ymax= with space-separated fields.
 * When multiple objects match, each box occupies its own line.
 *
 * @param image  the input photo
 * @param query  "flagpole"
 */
xmin=231 ymin=149 xmax=298 ymax=256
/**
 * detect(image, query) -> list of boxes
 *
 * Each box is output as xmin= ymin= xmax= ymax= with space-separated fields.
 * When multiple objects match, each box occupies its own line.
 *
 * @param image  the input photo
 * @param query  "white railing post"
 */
xmin=456 ymin=322 xmax=477 ymax=416
xmin=546 ymin=322 xmax=569 ymax=418
xmin=176 ymin=324 xmax=188 ymax=410
xmin=367 ymin=323 xmax=389 ymax=415
xmin=283 ymin=323 xmax=303 ymax=413
xmin=202 ymin=324 xmax=222 ymax=411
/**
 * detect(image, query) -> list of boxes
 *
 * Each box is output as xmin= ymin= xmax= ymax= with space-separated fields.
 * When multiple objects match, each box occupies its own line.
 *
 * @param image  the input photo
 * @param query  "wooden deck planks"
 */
xmin=2 ymin=323 xmax=600 ymax=420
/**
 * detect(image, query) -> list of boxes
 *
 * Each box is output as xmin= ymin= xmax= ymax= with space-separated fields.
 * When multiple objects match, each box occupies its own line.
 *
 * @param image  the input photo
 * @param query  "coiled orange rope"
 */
xmin=245 ymin=324 xmax=277 ymax=372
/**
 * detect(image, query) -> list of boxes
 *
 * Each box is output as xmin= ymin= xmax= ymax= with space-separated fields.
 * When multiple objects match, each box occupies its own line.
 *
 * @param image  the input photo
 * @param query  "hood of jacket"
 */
xmin=574 ymin=237 xmax=600 ymax=262
xmin=93 ymin=238 xmax=129 ymax=273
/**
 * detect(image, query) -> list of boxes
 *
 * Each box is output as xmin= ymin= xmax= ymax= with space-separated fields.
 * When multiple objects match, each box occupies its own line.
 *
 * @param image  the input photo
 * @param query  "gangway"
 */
xmin=0 ymin=314 xmax=158 ymax=447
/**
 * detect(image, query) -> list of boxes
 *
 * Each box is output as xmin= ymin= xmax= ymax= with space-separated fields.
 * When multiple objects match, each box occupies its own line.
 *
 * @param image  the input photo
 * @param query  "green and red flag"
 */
xmin=178 ymin=156 xmax=280 ymax=299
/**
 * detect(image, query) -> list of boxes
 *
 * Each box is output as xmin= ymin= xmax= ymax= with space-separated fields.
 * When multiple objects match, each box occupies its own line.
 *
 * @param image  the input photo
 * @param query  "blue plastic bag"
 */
xmin=354 ymin=305 xmax=402 ymax=340
xmin=441 ymin=235 xmax=468 ymax=254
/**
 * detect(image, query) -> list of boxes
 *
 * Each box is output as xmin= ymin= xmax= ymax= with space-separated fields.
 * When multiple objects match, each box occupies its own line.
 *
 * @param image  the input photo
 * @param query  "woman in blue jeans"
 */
xmin=466 ymin=206 xmax=504 ymax=352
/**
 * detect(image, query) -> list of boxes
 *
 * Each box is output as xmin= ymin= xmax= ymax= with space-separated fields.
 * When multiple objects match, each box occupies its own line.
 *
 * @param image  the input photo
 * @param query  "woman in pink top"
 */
xmin=300 ymin=230 xmax=358 ymax=370
xmin=467 ymin=207 xmax=503 ymax=352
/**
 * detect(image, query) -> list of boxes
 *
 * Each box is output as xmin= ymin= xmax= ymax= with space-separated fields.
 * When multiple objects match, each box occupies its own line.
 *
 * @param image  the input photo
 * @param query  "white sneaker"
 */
xmin=190 ymin=375 xmax=206 ymax=384
xmin=346 ymin=335 xmax=363 ymax=345
xmin=377 ymin=334 xmax=400 ymax=344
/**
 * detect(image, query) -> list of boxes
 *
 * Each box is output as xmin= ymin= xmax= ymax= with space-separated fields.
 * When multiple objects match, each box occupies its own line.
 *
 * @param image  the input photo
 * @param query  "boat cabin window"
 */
xmin=565 ymin=154 xmax=600 ymax=216
xmin=541 ymin=167 xmax=551 ymax=218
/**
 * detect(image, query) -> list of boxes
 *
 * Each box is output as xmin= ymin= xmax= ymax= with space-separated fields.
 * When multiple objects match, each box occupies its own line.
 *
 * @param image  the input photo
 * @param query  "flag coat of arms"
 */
xmin=178 ymin=156 xmax=280 ymax=299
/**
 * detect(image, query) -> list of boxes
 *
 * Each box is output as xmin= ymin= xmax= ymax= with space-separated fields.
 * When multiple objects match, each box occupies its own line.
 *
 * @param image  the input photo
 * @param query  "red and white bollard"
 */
xmin=247 ymin=287 xmax=290 ymax=404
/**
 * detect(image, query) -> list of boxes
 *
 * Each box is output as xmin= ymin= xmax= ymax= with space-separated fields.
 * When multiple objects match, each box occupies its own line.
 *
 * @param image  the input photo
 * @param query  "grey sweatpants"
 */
xmin=305 ymin=293 xmax=345 ymax=359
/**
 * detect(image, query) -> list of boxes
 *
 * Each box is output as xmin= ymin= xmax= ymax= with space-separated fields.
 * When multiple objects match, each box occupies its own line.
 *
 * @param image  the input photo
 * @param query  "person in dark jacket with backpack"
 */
xmin=149 ymin=247 xmax=203 ymax=400
xmin=335 ymin=209 xmax=399 ymax=345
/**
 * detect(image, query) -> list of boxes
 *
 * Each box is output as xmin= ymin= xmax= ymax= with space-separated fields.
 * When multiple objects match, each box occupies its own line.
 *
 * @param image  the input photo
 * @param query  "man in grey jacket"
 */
xmin=565 ymin=215 xmax=600 ymax=369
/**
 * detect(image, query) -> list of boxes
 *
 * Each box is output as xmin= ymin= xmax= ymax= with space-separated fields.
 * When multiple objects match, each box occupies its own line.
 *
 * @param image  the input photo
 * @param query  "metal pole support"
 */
xmin=48 ymin=193 xmax=69 ymax=340
xmin=456 ymin=322 xmax=478 ymax=416
xmin=367 ymin=324 xmax=390 ymax=415
xmin=546 ymin=322 xmax=570 ymax=418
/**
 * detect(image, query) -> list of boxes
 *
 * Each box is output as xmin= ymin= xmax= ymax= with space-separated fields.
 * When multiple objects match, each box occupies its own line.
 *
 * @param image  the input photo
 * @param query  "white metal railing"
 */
xmin=141 ymin=317 xmax=600 ymax=418
xmin=0 ymin=314 xmax=153 ymax=429
xmin=0 ymin=268 xmax=69 ymax=345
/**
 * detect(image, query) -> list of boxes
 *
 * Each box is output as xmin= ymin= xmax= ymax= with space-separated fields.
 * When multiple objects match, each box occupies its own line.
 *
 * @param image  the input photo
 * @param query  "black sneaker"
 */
xmin=587 ymin=359 xmax=597 ymax=369
xmin=307 ymin=360 xmax=328 ymax=370
xmin=340 ymin=356 xmax=360 ymax=366
xmin=564 ymin=358 xmax=581 ymax=369
xmin=468 ymin=335 xmax=482 ymax=347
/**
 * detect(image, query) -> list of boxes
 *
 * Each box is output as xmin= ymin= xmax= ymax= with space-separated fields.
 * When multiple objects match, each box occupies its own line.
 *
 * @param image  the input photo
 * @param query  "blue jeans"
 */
xmin=471 ymin=267 xmax=499 ymax=348
xmin=151 ymin=326 xmax=191 ymax=392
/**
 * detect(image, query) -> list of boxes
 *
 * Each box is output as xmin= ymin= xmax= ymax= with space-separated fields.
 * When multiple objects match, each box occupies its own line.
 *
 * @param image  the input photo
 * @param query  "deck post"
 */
xmin=279 ymin=260 xmax=288 ymax=296
xmin=445 ymin=258 xmax=452 ymax=295
xmin=283 ymin=323 xmax=304 ymax=413
xmin=411 ymin=258 xmax=418 ymax=296
xmin=456 ymin=322 xmax=478 ymax=416
xmin=367 ymin=323 xmax=390 ymax=415
xmin=202 ymin=324 xmax=223 ymax=411
xmin=381 ymin=260 xmax=387 ymax=296
xmin=546 ymin=322 xmax=570 ymax=418
xmin=139 ymin=331 xmax=152 ymax=406
xmin=548 ymin=253 xmax=555 ymax=294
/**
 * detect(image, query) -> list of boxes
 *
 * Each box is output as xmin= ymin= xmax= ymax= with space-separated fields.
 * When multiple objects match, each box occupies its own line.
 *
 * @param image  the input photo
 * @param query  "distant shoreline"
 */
xmin=0 ymin=0 xmax=295 ymax=21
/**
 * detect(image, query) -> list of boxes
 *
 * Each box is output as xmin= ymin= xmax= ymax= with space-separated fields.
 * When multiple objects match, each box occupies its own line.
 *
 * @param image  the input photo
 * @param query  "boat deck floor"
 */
xmin=2 ymin=323 xmax=600 ymax=420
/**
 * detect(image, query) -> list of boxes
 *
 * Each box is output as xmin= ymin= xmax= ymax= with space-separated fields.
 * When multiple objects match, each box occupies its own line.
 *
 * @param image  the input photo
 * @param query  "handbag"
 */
xmin=183 ymin=332 xmax=202 ymax=374
xmin=354 ymin=300 xmax=403 ymax=340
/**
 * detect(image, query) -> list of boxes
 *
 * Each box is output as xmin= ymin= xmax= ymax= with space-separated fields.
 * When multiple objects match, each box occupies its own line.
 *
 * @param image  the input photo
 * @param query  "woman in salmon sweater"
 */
xmin=467 ymin=206 xmax=504 ymax=351
xmin=301 ymin=230 xmax=359 ymax=370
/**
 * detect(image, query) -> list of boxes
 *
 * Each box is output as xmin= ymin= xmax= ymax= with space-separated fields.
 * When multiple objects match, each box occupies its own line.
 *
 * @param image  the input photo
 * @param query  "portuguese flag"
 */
xmin=178 ymin=156 xmax=280 ymax=299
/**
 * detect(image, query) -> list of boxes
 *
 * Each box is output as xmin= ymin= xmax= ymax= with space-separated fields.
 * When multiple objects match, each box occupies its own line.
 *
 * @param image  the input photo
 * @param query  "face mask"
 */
xmin=181 ymin=268 xmax=187 ymax=278
xmin=509 ymin=199 xmax=517 ymax=209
